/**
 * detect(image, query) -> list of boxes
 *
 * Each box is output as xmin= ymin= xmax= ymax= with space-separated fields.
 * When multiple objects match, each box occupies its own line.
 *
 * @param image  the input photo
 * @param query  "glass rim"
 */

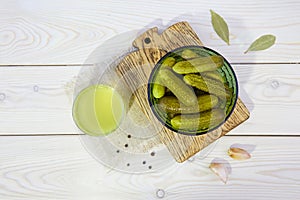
xmin=147 ymin=45 xmax=239 ymax=136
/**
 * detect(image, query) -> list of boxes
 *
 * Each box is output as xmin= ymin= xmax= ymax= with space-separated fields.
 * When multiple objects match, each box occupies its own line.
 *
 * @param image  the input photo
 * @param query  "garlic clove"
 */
xmin=209 ymin=162 xmax=229 ymax=184
xmin=228 ymin=147 xmax=251 ymax=160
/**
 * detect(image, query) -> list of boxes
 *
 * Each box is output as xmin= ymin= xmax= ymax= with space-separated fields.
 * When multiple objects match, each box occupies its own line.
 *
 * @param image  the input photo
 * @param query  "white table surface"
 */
xmin=0 ymin=0 xmax=299 ymax=199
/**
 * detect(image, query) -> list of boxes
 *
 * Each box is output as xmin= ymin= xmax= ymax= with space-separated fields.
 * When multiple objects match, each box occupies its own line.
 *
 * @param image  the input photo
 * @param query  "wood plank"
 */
xmin=0 ymin=64 xmax=299 ymax=135
xmin=0 ymin=135 xmax=299 ymax=199
xmin=0 ymin=0 xmax=299 ymax=64
xmin=0 ymin=66 xmax=80 ymax=134
xmin=232 ymin=63 xmax=300 ymax=135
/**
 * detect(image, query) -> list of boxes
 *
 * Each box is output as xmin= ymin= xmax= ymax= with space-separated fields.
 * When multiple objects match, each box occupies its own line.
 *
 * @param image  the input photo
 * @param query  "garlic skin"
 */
xmin=228 ymin=147 xmax=251 ymax=160
xmin=209 ymin=162 xmax=229 ymax=184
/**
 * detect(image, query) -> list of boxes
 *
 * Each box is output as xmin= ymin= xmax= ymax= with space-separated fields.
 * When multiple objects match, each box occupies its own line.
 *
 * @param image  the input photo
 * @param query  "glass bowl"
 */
xmin=148 ymin=46 xmax=238 ymax=136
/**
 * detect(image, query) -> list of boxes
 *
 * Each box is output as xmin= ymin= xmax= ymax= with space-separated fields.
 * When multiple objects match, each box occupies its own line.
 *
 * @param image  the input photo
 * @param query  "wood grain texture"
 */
xmin=0 ymin=63 xmax=299 ymax=135
xmin=0 ymin=66 xmax=81 ymax=134
xmin=0 ymin=135 xmax=299 ymax=199
xmin=0 ymin=0 xmax=299 ymax=64
xmin=0 ymin=1 xmax=299 ymax=199
xmin=115 ymin=21 xmax=249 ymax=162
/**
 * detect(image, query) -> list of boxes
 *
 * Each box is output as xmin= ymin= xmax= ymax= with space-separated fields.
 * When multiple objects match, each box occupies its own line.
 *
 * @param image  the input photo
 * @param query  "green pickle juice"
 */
xmin=73 ymin=85 xmax=124 ymax=136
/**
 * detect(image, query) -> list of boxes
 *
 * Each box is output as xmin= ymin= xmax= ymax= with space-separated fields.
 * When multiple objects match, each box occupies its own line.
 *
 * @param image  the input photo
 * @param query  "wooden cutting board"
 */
xmin=115 ymin=21 xmax=250 ymax=163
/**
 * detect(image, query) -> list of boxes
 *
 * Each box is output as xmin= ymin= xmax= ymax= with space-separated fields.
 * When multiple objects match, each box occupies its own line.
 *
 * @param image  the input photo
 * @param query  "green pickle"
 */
xmin=158 ymin=94 xmax=218 ymax=114
xmin=183 ymin=74 xmax=228 ymax=99
xmin=152 ymin=83 xmax=165 ymax=98
xmin=181 ymin=49 xmax=199 ymax=59
xmin=172 ymin=55 xmax=224 ymax=74
xmin=225 ymin=85 xmax=234 ymax=99
xmin=161 ymin=57 xmax=176 ymax=68
xmin=170 ymin=109 xmax=226 ymax=132
xmin=152 ymin=57 xmax=176 ymax=98
xmin=201 ymin=71 xmax=225 ymax=83
xmin=158 ymin=69 xmax=197 ymax=106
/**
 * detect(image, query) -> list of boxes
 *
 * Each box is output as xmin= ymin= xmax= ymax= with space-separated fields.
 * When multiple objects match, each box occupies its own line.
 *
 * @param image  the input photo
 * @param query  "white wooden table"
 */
xmin=0 ymin=0 xmax=299 ymax=199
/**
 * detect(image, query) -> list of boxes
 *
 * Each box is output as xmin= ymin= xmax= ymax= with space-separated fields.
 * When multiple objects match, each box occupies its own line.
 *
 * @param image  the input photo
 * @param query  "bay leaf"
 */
xmin=244 ymin=34 xmax=276 ymax=54
xmin=210 ymin=9 xmax=230 ymax=45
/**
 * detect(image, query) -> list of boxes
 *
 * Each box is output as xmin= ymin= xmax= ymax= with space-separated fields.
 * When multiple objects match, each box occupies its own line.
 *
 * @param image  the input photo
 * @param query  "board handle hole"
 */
xmin=144 ymin=37 xmax=151 ymax=44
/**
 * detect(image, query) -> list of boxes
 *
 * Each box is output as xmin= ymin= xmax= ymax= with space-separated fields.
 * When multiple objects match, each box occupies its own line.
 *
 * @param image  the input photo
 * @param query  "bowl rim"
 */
xmin=147 ymin=45 xmax=239 ymax=136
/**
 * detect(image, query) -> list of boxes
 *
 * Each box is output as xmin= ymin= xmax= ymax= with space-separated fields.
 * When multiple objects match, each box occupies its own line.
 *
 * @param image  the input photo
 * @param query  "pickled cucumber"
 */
xmin=217 ymin=85 xmax=234 ymax=111
xmin=158 ymin=69 xmax=197 ymax=106
xmin=201 ymin=71 xmax=225 ymax=83
xmin=183 ymin=74 xmax=228 ymax=99
xmin=158 ymin=94 xmax=218 ymax=114
xmin=172 ymin=55 xmax=224 ymax=74
xmin=170 ymin=109 xmax=225 ymax=132
xmin=181 ymin=49 xmax=199 ymax=59
xmin=161 ymin=57 xmax=176 ymax=68
xmin=225 ymin=85 xmax=234 ymax=100
xmin=152 ymin=57 xmax=176 ymax=98
xmin=152 ymin=83 xmax=165 ymax=98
